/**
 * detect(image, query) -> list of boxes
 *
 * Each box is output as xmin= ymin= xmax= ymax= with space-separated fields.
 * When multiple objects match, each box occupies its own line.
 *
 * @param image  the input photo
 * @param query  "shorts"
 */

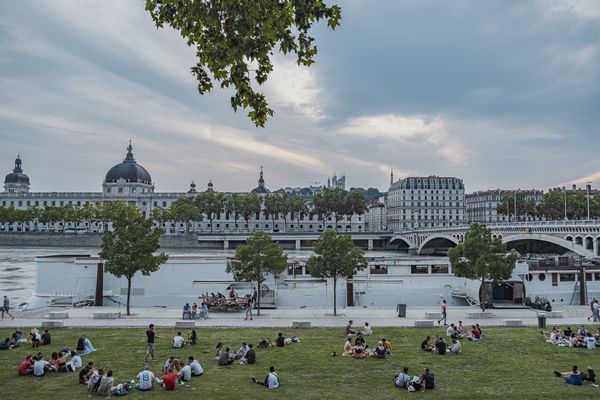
xmin=147 ymin=343 xmax=155 ymax=352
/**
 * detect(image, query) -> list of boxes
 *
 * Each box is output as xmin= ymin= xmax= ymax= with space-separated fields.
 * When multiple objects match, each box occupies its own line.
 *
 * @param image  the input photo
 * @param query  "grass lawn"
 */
xmin=0 ymin=325 xmax=599 ymax=399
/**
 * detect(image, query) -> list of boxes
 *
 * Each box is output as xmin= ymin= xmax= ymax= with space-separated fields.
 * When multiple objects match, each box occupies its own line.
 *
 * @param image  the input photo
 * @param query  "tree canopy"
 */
xmin=307 ymin=229 xmax=367 ymax=315
xmin=145 ymin=0 xmax=341 ymax=127
xmin=448 ymin=223 xmax=519 ymax=311
xmin=226 ymin=230 xmax=287 ymax=315
xmin=99 ymin=201 xmax=168 ymax=315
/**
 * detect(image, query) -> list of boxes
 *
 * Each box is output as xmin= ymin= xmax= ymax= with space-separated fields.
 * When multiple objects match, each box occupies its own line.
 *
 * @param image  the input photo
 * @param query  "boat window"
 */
xmin=411 ymin=265 xmax=428 ymax=274
xmin=370 ymin=265 xmax=388 ymax=275
xmin=559 ymin=273 xmax=575 ymax=282
xmin=538 ymin=273 xmax=545 ymax=281
xmin=287 ymin=263 xmax=303 ymax=276
xmin=595 ymin=272 xmax=600 ymax=281
xmin=525 ymin=273 xmax=533 ymax=281
xmin=431 ymin=265 xmax=449 ymax=274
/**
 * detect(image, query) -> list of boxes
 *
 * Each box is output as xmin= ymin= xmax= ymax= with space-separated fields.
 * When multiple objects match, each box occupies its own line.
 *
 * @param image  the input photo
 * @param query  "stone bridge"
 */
xmin=389 ymin=220 xmax=600 ymax=257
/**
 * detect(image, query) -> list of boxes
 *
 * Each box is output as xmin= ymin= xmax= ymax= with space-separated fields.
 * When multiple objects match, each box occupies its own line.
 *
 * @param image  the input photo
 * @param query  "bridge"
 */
xmin=389 ymin=220 xmax=600 ymax=257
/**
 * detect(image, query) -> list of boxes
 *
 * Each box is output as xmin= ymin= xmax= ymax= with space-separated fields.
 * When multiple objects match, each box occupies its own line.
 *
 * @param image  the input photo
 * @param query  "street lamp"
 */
xmin=563 ymin=186 xmax=567 ymax=220
xmin=587 ymin=182 xmax=591 ymax=220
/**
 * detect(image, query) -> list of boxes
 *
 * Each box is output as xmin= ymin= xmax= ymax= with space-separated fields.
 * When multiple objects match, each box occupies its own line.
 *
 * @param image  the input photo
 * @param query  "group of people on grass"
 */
xmin=420 ymin=335 xmax=461 ymax=354
xmin=443 ymin=321 xmax=483 ymax=341
xmin=394 ymin=367 xmax=435 ymax=392
xmin=542 ymin=325 xmax=600 ymax=349
xmin=342 ymin=320 xmax=392 ymax=359
xmin=214 ymin=341 xmax=257 ymax=365
xmin=554 ymin=365 xmax=597 ymax=387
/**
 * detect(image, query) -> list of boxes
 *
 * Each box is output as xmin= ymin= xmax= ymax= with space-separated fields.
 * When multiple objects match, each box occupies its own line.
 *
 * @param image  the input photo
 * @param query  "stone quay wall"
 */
xmin=0 ymin=233 xmax=200 ymax=248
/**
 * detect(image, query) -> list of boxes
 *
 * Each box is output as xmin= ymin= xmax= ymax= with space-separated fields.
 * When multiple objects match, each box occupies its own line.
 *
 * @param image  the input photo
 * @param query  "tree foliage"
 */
xmin=226 ymin=230 xmax=287 ymax=315
xmin=145 ymin=0 xmax=341 ymax=127
xmin=311 ymin=187 xmax=368 ymax=228
xmin=448 ymin=223 xmax=519 ymax=311
xmin=99 ymin=202 xmax=168 ymax=315
xmin=307 ymin=229 xmax=367 ymax=315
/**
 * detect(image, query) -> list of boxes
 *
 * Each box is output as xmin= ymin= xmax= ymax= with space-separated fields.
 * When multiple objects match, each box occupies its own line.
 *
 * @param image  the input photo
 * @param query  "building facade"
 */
xmin=465 ymin=189 xmax=544 ymax=223
xmin=386 ymin=176 xmax=465 ymax=230
xmin=1 ymin=145 xmax=365 ymax=234
xmin=366 ymin=201 xmax=386 ymax=232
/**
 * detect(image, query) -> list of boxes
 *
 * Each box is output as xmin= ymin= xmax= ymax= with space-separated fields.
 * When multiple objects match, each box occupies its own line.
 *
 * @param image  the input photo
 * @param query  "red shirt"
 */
xmin=441 ymin=303 xmax=447 ymax=313
xmin=162 ymin=372 xmax=177 ymax=390
xmin=18 ymin=359 xmax=32 ymax=376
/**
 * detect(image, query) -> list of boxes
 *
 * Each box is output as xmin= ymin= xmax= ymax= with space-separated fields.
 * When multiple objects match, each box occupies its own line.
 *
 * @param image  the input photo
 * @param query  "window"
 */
xmin=586 ymin=273 xmax=593 ymax=281
xmin=595 ymin=272 xmax=600 ymax=281
xmin=525 ymin=273 xmax=533 ymax=281
xmin=411 ymin=265 xmax=428 ymax=274
xmin=538 ymin=273 xmax=546 ymax=281
xmin=431 ymin=265 xmax=449 ymax=274
xmin=559 ymin=273 xmax=575 ymax=282
xmin=288 ymin=263 xmax=303 ymax=276
xmin=118 ymin=187 xmax=123 ymax=193
xmin=370 ymin=265 xmax=388 ymax=275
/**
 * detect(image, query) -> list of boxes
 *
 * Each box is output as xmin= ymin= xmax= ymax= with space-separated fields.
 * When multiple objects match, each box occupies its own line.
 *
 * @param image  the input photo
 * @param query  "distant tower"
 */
xmin=390 ymin=168 xmax=394 ymax=186
xmin=327 ymin=177 xmax=331 ymax=188
xmin=250 ymin=166 xmax=270 ymax=194
xmin=3 ymin=155 xmax=30 ymax=193
xmin=188 ymin=181 xmax=197 ymax=194
xmin=206 ymin=179 xmax=214 ymax=193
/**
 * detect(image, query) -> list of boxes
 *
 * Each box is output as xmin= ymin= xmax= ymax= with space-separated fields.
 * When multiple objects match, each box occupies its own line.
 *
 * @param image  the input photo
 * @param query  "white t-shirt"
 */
xmin=450 ymin=341 xmax=462 ymax=353
xmin=594 ymin=303 xmax=599 ymax=312
xmin=395 ymin=373 xmax=411 ymax=388
xmin=137 ymin=370 xmax=155 ymax=390
xmin=180 ymin=365 xmax=192 ymax=381
xmin=446 ymin=327 xmax=453 ymax=336
xmin=71 ymin=355 xmax=82 ymax=369
xmin=33 ymin=360 xmax=48 ymax=376
xmin=173 ymin=336 xmax=185 ymax=348
xmin=87 ymin=371 xmax=101 ymax=390
xmin=363 ymin=326 xmax=372 ymax=336
xmin=267 ymin=372 xmax=279 ymax=389
xmin=586 ymin=336 xmax=596 ymax=349
xmin=190 ymin=360 xmax=203 ymax=375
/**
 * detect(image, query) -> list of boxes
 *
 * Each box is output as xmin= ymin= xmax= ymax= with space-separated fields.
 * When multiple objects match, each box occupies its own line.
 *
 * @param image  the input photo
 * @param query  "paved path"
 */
xmin=0 ymin=305 xmax=598 ymax=329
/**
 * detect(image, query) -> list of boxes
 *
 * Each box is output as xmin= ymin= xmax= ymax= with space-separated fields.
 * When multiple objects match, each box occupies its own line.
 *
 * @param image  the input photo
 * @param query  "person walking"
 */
xmin=2 ymin=295 xmax=15 ymax=320
xmin=437 ymin=299 xmax=447 ymax=326
xmin=593 ymin=299 xmax=600 ymax=323
xmin=144 ymin=324 xmax=160 ymax=362
xmin=245 ymin=296 xmax=254 ymax=321
xmin=587 ymin=297 xmax=596 ymax=321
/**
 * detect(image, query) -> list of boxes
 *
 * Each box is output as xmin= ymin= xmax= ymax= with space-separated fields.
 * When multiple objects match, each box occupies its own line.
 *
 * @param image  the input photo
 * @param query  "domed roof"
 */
xmin=251 ymin=166 xmax=270 ymax=194
xmin=4 ymin=156 xmax=30 ymax=184
xmin=105 ymin=143 xmax=152 ymax=184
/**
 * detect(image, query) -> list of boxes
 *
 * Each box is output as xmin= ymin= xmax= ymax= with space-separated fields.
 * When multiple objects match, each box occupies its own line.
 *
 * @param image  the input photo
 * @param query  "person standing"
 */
xmin=245 ymin=296 xmax=254 ymax=321
xmin=593 ymin=300 xmax=600 ymax=323
xmin=144 ymin=324 xmax=160 ymax=362
xmin=437 ymin=299 xmax=447 ymax=326
xmin=2 ymin=295 xmax=15 ymax=320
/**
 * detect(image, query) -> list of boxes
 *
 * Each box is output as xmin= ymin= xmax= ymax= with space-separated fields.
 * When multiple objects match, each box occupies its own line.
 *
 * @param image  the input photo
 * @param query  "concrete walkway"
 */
xmin=0 ymin=305 xmax=598 ymax=329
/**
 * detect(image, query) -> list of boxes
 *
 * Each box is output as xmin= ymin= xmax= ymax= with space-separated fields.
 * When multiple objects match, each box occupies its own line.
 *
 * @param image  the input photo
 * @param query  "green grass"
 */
xmin=0 ymin=326 xmax=599 ymax=399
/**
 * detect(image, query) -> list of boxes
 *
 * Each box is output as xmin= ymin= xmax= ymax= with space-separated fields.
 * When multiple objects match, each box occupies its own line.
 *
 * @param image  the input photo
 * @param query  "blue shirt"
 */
xmin=565 ymin=373 xmax=583 ymax=385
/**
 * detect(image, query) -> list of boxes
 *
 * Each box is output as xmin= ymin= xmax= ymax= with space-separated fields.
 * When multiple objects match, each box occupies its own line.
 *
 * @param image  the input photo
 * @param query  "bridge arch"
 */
xmin=418 ymin=234 xmax=459 ymax=255
xmin=388 ymin=235 xmax=413 ymax=250
xmin=502 ymin=233 xmax=592 ymax=257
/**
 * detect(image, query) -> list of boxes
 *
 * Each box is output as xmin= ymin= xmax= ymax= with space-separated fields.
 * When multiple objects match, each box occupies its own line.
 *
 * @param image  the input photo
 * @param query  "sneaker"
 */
xmin=251 ymin=378 xmax=257 ymax=383
xmin=437 ymin=321 xmax=440 ymax=325
xmin=554 ymin=370 xmax=561 ymax=377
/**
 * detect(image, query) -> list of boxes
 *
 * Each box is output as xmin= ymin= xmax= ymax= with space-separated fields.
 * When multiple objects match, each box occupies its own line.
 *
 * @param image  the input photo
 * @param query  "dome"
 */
xmin=104 ymin=143 xmax=152 ymax=184
xmin=4 ymin=156 xmax=30 ymax=184
xmin=251 ymin=166 xmax=270 ymax=194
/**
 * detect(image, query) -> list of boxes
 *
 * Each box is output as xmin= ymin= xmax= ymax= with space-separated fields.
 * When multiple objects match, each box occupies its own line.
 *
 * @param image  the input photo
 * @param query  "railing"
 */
xmin=396 ymin=219 xmax=600 ymax=235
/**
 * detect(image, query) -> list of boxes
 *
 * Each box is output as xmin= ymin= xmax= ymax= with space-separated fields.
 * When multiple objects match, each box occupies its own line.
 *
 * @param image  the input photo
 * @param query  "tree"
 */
xmin=145 ymin=0 xmax=341 ymax=127
xmin=225 ymin=194 xmax=243 ymax=231
xmin=307 ymin=229 xmax=367 ymax=316
xmin=170 ymin=197 xmax=203 ymax=233
xmin=289 ymin=195 xmax=308 ymax=232
xmin=99 ymin=201 xmax=168 ymax=315
xmin=196 ymin=192 xmax=225 ymax=232
xmin=239 ymin=194 xmax=263 ymax=231
xmin=226 ymin=231 xmax=287 ymax=315
xmin=448 ymin=224 xmax=519 ymax=311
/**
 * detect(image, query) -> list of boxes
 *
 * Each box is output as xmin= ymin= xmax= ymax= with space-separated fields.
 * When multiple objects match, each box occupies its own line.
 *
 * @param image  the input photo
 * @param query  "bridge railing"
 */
xmin=395 ymin=219 xmax=600 ymax=235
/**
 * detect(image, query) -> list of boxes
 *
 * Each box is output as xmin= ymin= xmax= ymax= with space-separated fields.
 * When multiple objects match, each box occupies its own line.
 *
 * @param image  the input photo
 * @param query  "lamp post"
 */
xmin=587 ymin=182 xmax=591 ymax=220
xmin=514 ymin=191 xmax=517 ymax=222
xmin=563 ymin=186 xmax=567 ymax=220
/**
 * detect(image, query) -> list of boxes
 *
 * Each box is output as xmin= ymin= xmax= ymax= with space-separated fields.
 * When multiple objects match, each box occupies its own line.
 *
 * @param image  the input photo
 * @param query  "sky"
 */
xmin=0 ymin=0 xmax=599 ymax=194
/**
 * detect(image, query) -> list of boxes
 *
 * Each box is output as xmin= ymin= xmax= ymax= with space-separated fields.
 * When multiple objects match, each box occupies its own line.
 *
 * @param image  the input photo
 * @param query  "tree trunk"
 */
xmin=126 ymin=277 xmax=132 ymax=316
xmin=257 ymin=282 xmax=261 ymax=316
xmin=333 ymin=277 xmax=337 ymax=316
xmin=480 ymin=278 xmax=486 ymax=312
xmin=209 ymin=216 xmax=214 ymax=232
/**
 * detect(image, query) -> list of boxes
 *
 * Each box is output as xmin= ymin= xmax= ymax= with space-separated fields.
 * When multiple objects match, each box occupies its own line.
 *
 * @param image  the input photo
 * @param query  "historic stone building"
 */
xmin=465 ymin=189 xmax=544 ymax=223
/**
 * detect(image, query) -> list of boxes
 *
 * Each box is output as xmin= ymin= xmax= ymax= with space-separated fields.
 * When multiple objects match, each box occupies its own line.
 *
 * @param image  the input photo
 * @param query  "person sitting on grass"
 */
xmin=394 ymin=367 xmax=411 ymax=389
xmin=55 ymin=351 xmax=68 ymax=372
xmin=136 ymin=364 xmax=157 ymax=391
xmin=276 ymin=332 xmax=285 ymax=347
xmin=173 ymin=332 xmax=186 ymax=348
xmin=97 ymin=370 xmax=116 ymax=397
xmin=189 ymin=356 xmax=204 ymax=375
xmin=214 ymin=343 xmax=224 ymax=360
xmin=351 ymin=343 xmax=369 ymax=359
xmin=469 ymin=325 xmax=481 ymax=341
xmin=188 ymin=329 xmax=197 ymax=345
xmin=163 ymin=356 xmax=175 ymax=373
xmin=30 ymin=328 xmax=41 ymax=348
xmin=569 ymin=333 xmax=584 ymax=348
xmin=179 ymin=360 xmax=192 ymax=382
xmin=76 ymin=337 xmax=86 ymax=353
xmin=434 ymin=336 xmax=447 ymax=355
xmin=448 ymin=338 xmax=461 ymax=353
xmin=446 ymin=323 xmax=455 ymax=337
xmin=162 ymin=368 xmax=178 ymax=391
xmin=83 ymin=335 xmax=95 ymax=353
xmin=343 ymin=338 xmax=353 ymax=356
xmin=372 ymin=341 xmax=387 ymax=359
xmin=252 ymin=366 xmax=279 ymax=389
xmin=382 ymin=338 xmax=392 ymax=355
xmin=10 ymin=329 xmax=27 ymax=347
xmin=457 ymin=321 xmax=466 ymax=338
xmin=582 ymin=367 xmax=597 ymax=386
xmin=245 ymin=344 xmax=256 ymax=365
xmin=79 ymin=361 xmax=94 ymax=384
xmin=585 ymin=332 xmax=596 ymax=349
xmin=563 ymin=326 xmax=573 ymax=338
xmin=87 ymin=367 xmax=104 ymax=394
xmin=237 ymin=342 xmax=250 ymax=359
xmin=70 ymin=351 xmax=82 ymax=370
xmin=17 ymin=355 xmax=34 ymax=376
xmin=354 ymin=333 xmax=365 ymax=347
xmin=346 ymin=320 xmax=356 ymax=336
xmin=41 ymin=329 xmax=51 ymax=346
xmin=577 ymin=326 xmax=587 ymax=337
xmin=33 ymin=354 xmax=51 ymax=377
xmin=554 ymin=365 xmax=583 ymax=385
xmin=218 ymin=348 xmax=234 ymax=366
xmin=421 ymin=336 xmax=434 ymax=352
xmin=410 ymin=368 xmax=435 ymax=392
xmin=363 ymin=322 xmax=372 ymax=336
xmin=0 ymin=337 xmax=13 ymax=350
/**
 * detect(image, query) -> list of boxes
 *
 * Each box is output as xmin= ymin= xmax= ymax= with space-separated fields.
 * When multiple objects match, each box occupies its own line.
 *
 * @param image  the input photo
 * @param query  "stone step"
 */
xmin=42 ymin=320 xmax=64 ymax=328
xmin=48 ymin=311 xmax=69 ymax=319
xmin=466 ymin=312 xmax=493 ymax=319
xmin=415 ymin=320 xmax=434 ymax=327
xmin=93 ymin=312 xmax=121 ymax=319
xmin=292 ymin=321 xmax=311 ymax=328
xmin=504 ymin=319 xmax=523 ymax=327
xmin=175 ymin=321 xmax=196 ymax=328
xmin=424 ymin=312 xmax=441 ymax=319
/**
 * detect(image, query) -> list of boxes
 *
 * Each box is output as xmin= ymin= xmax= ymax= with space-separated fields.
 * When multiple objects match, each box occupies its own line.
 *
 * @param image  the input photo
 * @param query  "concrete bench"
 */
xmin=42 ymin=320 xmax=64 ymax=328
xmin=93 ymin=312 xmax=121 ymax=320
xmin=424 ymin=312 xmax=441 ymax=319
xmin=292 ymin=321 xmax=311 ymax=328
xmin=48 ymin=311 xmax=69 ymax=319
xmin=467 ymin=312 xmax=492 ymax=319
xmin=175 ymin=321 xmax=195 ymax=328
xmin=504 ymin=319 xmax=523 ymax=327
xmin=415 ymin=320 xmax=434 ymax=327
xmin=547 ymin=311 xmax=564 ymax=318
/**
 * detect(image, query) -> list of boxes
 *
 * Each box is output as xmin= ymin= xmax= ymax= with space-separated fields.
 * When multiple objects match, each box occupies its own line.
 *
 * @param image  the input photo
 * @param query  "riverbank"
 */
xmin=0 ymin=232 xmax=201 ymax=248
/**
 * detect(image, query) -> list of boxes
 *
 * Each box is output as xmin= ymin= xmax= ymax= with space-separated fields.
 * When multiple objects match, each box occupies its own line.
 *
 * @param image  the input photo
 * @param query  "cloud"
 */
xmin=549 ymin=0 xmax=600 ymax=18
xmin=339 ymin=114 xmax=468 ymax=166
